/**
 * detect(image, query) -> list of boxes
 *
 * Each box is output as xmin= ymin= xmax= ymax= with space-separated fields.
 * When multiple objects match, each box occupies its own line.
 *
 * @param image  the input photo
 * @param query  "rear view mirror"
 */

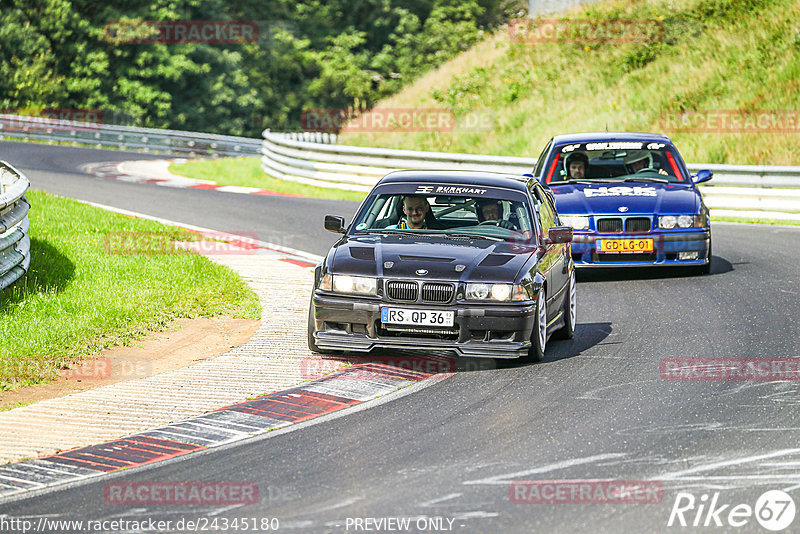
xmin=324 ymin=215 xmax=346 ymax=233
xmin=545 ymin=226 xmax=573 ymax=245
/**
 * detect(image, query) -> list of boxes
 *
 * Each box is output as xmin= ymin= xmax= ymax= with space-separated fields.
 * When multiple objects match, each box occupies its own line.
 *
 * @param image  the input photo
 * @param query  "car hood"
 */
xmin=550 ymin=182 xmax=699 ymax=215
xmin=329 ymin=234 xmax=539 ymax=283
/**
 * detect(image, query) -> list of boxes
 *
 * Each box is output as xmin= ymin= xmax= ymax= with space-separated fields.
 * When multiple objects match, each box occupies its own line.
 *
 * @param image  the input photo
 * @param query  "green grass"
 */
xmin=341 ymin=0 xmax=800 ymax=165
xmin=0 ymin=401 xmax=30 ymax=412
xmin=0 ymin=190 xmax=261 ymax=391
xmin=712 ymin=215 xmax=800 ymax=225
xmin=169 ymin=158 xmax=368 ymax=202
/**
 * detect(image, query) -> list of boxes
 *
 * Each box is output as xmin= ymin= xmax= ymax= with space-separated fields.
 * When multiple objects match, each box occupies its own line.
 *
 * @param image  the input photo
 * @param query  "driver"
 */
xmin=624 ymin=150 xmax=668 ymax=175
xmin=564 ymin=152 xmax=589 ymax=179
xmin=476 ymin=199 xmax=516 ymax=229
xmin=393 ymin=195 xmax=444 ymax=229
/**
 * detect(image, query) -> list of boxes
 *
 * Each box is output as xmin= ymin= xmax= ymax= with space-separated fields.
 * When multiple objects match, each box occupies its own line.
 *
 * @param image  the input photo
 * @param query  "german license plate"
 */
xmin=598 ymin=238 xmax=654 ymax=253
xmin=381 ymin=307 xmax=454 ymax=327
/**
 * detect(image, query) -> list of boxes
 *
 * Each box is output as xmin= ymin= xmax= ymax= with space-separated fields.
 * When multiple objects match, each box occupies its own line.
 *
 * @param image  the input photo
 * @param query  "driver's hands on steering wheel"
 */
xmin=479 ymin=219 xmax=517 ymax=230
xmin=636 ymin=167 xmax=668 ymax=175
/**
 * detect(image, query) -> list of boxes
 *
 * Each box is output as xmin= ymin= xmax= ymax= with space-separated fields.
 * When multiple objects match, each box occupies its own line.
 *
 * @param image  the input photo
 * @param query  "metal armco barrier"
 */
xmin=0 ymin=114 xmax=262 ymax=157
xmin=261 ymin=131 xmax=536 ymax=192
xmin=0 ymin=161 xmax=31 ymax=291
xmin=261 ymin=130 xmax=800 ymax=217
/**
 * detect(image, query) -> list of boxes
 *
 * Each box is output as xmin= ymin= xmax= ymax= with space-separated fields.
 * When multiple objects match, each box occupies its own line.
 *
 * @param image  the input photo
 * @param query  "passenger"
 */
xmin=476 ymin=199 xmax=516 ymax=229
xmin=625 ymin=150 xmax=668 ymax=175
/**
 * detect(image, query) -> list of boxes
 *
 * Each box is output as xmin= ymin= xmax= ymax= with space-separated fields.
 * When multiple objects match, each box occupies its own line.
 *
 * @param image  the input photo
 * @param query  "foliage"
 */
xmin=0 ymin=0 xmax=521 ymax=136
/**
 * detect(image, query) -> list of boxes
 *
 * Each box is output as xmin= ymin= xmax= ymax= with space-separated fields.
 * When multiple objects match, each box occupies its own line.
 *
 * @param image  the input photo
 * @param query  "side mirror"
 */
xmin=324 ymin=215 xmax=346 ymax=233
xmin=522 ymin=173 xmax=534 ymax=178
xmin=692 ymin=169 xmax=713 ymax=184
xmin=545 ymin=226 xmax=573 ymax=245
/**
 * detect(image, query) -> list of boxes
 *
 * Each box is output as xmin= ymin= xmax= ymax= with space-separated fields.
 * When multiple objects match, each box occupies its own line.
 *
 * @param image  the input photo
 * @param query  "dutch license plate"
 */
xmin=381 ymin=307 xmax=454 ymax=327
xmin=598 ymin=238 xmax=654 ymax=253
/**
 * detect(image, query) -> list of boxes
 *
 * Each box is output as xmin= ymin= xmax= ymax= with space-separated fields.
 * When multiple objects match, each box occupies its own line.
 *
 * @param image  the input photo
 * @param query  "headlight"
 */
xmin=319 ymin=273 xmax=332 ymax=290
xmin=328 ymin=275 xmax=377 ymax=295
xmin=659 ymin=215 xmax=677 ymax=229
xmin=560 ymin=215 xmax=589 ymax=230
xmin=466 ymin=283 xmax=489 ymax=299
xmin=466 ymin=283 xmax=527 ymax=301
xmin=659 ymin=214 xmax=706 ymax=229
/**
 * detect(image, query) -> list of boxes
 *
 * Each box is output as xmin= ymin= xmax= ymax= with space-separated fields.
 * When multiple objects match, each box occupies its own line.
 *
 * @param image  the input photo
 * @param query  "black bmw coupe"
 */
xmin=308 ymin=170 xmax=575 ymax=362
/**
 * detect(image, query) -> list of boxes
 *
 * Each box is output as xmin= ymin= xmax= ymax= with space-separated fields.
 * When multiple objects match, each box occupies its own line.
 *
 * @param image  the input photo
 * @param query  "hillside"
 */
xmin=341 ymin=0 xmax=800 ymax=164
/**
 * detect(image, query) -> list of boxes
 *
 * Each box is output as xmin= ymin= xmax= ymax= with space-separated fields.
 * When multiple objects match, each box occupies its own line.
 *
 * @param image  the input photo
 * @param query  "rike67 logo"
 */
xmin=668 ymin=490 xmax=796 ymax=531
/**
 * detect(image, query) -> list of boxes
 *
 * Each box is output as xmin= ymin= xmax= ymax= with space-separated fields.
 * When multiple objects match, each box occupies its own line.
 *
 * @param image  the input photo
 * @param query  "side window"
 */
xmin=532 ymin=185 xmax=556 ymax=231
xmin=538 ymin=197 xmax=556 ymax=231
xmin=532 ymin=140 xmax=552 ymax=178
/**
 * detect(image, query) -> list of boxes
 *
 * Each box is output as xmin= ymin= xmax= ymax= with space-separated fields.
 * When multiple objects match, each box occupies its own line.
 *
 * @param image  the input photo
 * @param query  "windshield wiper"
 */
xmin=434 ymin=232 xmax=504 ymax=242
xmin=361 ymin=229 xmax=421 ymax=236
xmin=622 ymin=176 xmax=669 ymax=183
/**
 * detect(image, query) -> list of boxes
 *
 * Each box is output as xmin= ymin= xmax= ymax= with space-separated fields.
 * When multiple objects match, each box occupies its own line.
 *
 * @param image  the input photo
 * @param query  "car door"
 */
xmin=532 ymin=183 xmax=569 ymax=315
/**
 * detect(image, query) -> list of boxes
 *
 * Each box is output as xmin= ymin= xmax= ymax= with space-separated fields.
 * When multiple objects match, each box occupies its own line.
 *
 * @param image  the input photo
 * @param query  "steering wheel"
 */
xmin=479 ymin=220 xmax=518 ymax=230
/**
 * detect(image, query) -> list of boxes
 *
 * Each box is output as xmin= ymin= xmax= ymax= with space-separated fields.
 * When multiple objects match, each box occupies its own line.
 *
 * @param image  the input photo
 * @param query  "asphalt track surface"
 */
xmin=2 ymin=140 xmax=800 ymax=533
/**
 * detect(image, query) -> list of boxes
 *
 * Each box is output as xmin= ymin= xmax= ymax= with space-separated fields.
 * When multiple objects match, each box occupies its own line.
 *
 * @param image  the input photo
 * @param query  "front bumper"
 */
xmin=570 ymin=229 xmax=711 ymax=267
xmin=311 ymin=293 xmax=536 ymax=358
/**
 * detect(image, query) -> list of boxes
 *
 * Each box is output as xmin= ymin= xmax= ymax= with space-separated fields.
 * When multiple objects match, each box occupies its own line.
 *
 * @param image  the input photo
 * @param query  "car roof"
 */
xmin=550 ymin=132 xmax=674 ymax=145
xmin=377 ymin=170 xmax=529 ymax=192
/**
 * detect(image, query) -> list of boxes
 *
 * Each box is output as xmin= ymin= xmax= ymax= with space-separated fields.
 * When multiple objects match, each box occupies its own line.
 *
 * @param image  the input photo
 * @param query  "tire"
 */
xmin=553 ymin=271 xmax=575 ymax=340
xmin=523 ymin=287 xmax=547 ymax=363
xmin=307 ymin=297 xmax=338 ymax=354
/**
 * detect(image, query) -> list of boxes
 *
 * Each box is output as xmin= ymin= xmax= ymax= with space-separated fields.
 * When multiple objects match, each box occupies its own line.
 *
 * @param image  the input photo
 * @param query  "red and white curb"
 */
xmin=83 ymin=160 xmax=303 ymax=197
xmin=0 ymin=359 xmax=454 ymax=502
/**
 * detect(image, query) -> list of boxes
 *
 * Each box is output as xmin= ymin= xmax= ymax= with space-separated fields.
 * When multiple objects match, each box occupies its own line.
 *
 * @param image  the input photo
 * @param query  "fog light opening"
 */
xmin=678 ymin=251 xmax=699 ymax=260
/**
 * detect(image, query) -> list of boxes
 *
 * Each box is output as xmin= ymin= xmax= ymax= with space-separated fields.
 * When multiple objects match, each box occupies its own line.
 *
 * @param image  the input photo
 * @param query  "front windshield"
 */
xmin=350 ymin=184 xmax=536 ymax=242
xmin=544 ymin=141 xmax=690 ymax=184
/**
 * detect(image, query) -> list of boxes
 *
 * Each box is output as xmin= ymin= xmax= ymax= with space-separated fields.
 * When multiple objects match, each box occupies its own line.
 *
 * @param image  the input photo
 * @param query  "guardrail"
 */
xmin=0 ymin=162 xmax=31 ymax=291
xmin=261 ymin=131 xmax=535 ymax=192
xmin=261 ymin=130 xmax=800 ymax=217
xmin=0 ymin=114 xmax=262 ymax=157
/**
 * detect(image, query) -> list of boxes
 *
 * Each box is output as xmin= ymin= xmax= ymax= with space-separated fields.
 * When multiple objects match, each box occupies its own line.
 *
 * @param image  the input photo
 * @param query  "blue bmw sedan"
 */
xmin=531 ymin=133 xmax=713 ymax=274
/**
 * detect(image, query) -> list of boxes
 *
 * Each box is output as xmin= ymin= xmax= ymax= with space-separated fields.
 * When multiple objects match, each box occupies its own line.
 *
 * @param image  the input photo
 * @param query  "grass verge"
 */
xmin=0 ymin=190 xmax=261 ymax=391
xmin=169 ymin=158 xmax=368 ymax=202
xmin=712 ymin=215 xmax=800 ymax=226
